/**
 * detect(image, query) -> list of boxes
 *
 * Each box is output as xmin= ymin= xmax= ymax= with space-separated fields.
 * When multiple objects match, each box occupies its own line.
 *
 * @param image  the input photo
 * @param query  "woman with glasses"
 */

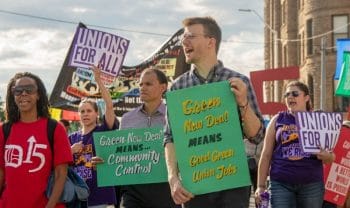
xmin=255 ymin=81 xmax=335 ymax=208
xmin=69 ymin=65 xmax=119 ymax=208
xmin=0 ymin=72 xmax=73 ymax=207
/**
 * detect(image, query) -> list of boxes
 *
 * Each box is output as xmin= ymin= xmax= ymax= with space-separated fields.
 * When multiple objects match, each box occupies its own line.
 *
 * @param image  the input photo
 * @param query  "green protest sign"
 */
xmin=166 ymin=81 xmax=250 ymax=195
xmin=93 ymin=127 xmax=167 ymax=187
xmin=336 ymin=51 xmax=350 ymax=97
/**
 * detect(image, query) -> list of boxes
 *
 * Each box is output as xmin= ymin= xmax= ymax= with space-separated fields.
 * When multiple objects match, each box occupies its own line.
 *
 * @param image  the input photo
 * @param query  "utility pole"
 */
xmin=238 ymin=9 xmax=279 ymax=103
xmin=320 ymin=37 xmax=327 ymax=111
xmin=273 ymin=30 xmax=279 ymax=103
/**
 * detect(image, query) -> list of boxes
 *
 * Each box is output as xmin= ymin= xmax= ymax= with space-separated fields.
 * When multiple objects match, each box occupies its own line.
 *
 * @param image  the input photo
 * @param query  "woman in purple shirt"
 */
xmin=255 ymin=81 xmax=335 ymax=208
xmin=70 ymin=65 xmax=119 ymax=208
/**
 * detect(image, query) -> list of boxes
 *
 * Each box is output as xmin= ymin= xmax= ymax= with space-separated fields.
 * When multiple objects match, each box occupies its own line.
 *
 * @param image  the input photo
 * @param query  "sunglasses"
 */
xmin=283 ymin=91 xmax=300 ymax=98
xmin=12 ymin=84 xmax=38 ymax=96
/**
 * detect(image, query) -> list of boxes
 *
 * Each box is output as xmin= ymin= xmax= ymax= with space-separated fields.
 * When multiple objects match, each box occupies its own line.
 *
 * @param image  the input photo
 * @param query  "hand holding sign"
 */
xmin=315 ymin=148 xmax=335 ymax=164
xmin=228 ymin=77 xmax=248 ymax=106
xmin=296 ymin=111 xmax=343 ymax=153
xmin=91 ymin=156 xmax=104 ymax=170
xmin=169 ymin=176 xmax=194 ymax=205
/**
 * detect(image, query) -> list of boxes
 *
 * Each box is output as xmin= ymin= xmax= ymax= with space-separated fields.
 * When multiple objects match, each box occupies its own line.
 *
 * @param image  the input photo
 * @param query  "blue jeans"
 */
xmin=270 ymin=180 xmax=324 ymax=208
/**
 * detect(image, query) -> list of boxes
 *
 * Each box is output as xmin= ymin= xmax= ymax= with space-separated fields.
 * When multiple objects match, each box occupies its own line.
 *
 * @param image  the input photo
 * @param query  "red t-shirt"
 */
xmin=0 ymin=118 xmax=73 ymax=208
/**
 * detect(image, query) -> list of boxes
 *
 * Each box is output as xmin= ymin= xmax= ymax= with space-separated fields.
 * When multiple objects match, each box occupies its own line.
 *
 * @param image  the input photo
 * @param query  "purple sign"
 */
xmin=69 ymin=26 xmax=130 ymax=77
xmin=296 ymin=111 xmax=343 ymax=153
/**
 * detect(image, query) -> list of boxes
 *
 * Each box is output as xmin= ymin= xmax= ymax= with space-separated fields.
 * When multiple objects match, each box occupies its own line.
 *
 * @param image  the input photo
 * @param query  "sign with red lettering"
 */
xmin=324 ymin=126 xmax=350 ymax=205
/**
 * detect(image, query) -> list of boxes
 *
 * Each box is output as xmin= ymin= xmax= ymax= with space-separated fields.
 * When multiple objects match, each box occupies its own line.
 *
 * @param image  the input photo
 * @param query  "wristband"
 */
xmin=239 ymin=101 xmax=249 ymax=122
xmin=238 ymin=101 xmax=249 ymax=109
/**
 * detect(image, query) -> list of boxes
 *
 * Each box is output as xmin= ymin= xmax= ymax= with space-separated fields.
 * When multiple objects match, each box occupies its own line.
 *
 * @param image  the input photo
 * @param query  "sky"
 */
xmin=0 ymin=0 xmax=265 ymax=100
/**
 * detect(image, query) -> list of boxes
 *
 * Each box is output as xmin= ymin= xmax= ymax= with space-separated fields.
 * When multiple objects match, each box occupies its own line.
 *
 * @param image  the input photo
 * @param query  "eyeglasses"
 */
xmin=12 ymin=84 xmax=38 ymax=96
xmin=283 ymin=91 xmax=300 ymax=98
xmin=181 ymin=32 xmax=209 ymax=42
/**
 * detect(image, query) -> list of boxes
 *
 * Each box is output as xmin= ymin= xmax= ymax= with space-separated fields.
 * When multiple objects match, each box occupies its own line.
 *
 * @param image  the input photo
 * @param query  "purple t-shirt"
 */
xmin=69 ymin=118 xmax=119 ymax=206
xmin=270 ymin=111 xmax=323 ymax=184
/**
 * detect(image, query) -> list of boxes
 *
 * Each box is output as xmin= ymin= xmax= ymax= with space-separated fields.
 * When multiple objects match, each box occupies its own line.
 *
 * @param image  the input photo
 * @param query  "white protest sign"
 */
xmin=296 ymin=111 xmax=342 ymax=153
xmin=69 ymin=26 xmax=130 ymax=77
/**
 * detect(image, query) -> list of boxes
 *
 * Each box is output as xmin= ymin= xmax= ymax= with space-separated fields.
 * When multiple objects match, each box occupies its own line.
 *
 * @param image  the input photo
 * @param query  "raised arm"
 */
xmin=92 ymin=65 xmax=115 ymax=129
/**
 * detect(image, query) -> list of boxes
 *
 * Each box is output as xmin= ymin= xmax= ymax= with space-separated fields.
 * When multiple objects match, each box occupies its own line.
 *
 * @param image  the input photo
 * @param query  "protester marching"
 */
xmin=1 ymin=9 xmax=350 ymax=208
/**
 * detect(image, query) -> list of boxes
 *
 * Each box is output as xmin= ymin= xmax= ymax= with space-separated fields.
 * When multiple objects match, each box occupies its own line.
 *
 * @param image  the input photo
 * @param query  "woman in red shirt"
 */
xmin=0 ymin=72 xmax=73 ymax=208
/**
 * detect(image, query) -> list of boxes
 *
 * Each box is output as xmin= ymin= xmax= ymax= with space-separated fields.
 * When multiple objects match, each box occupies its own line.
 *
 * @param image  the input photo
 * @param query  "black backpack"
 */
xmin=2 ymin=118 xmax=89 ymax=208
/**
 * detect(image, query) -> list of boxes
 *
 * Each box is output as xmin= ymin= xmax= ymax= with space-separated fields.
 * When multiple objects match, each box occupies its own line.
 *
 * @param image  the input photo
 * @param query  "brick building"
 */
xmin=264 ymin=0 xmax=350 ymax=112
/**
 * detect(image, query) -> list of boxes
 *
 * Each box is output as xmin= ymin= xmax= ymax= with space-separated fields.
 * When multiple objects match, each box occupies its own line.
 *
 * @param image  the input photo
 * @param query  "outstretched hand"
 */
xmin=91 ymin=64 xmax=102 ymax=83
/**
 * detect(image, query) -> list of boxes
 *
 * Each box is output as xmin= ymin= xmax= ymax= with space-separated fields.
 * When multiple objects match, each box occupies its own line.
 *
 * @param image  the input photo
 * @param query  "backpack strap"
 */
xmin=47 ymin=118 xmax=58 ymax=154
xmin=47 ymin=118 xmax=57 ymax=158
xmin=2 ymin=122 xmax=12 ymax=142
xmin=46 ymin=118 xmax=58 ymax=170
xmin=2 ymin=119 xmax=57 ymax=150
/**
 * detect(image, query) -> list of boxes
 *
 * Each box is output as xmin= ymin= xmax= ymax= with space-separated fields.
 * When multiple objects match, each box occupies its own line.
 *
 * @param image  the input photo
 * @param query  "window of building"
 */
xmin=334 ymin=80 xmax=350 ymax=112
xmin=307 ymin=19 xmax=313 ymax=55
xmin=282 ymin=2 xmax=286 ymax=24
xmin=307 ymin=74 xmax=314 ymax=108
xmin=301 ymin=33 xmax=305 ymax=63
xmin=342 ymin=97 xmax=350 ymax=112
xmin=332 ymin=15 xmax=349 ymax=50
xmin=297 ymin=34 xmax=301 ymax=65
xmin=298 ymin=0 xmax=304 ymax=10
xmin=297 ymin=0 xmax=300 ymax=10
xmin=283 ymin=45 xmax=287 ymax=66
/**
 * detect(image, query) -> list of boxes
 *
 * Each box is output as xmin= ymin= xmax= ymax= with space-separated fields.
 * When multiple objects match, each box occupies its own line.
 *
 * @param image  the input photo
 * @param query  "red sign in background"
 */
xmin=250 ymin=67 xmax=299 ymax=115
xmin=324 ymin=126 xmax=350 ymax=206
